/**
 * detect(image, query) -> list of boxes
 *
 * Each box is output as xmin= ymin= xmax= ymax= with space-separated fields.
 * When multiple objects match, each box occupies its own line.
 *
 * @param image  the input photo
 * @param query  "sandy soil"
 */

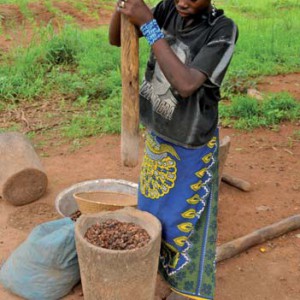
xmin=0 ymin=2 xmax=300 ymax=299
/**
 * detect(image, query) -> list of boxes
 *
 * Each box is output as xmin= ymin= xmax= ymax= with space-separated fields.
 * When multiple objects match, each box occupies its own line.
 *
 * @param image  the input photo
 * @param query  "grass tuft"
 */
xmin=219 ymin=93 xmax=300 ymax=130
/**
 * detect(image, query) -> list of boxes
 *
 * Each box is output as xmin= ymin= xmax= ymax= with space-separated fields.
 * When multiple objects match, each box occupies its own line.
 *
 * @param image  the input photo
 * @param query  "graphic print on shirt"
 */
xmin=140 ymin=34 xmax=190 ymax=120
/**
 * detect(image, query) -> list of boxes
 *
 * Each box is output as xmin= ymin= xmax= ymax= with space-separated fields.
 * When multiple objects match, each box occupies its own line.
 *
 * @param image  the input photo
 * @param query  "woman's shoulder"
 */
xmin=210 ymin=10 xmax=238 ymax=39
xmin=214 ymin=9 xmax=237 ymax=28
xmin=212 ymin=10 xmax=236 ymax=27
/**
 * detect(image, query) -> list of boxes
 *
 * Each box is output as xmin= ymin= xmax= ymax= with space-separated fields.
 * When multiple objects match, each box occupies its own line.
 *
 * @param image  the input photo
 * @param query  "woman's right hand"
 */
xmin=116 ymin=0 xmax=153 ymax=27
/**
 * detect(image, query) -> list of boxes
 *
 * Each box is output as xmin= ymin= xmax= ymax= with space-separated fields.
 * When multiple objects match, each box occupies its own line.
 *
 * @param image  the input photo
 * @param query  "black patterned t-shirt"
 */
xmin=140 ymin=0 xmax=238 ymax=148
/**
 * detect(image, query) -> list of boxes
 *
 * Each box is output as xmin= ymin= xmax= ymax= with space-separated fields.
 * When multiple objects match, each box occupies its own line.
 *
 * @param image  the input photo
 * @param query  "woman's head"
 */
xmin=174 ymin=0 xmax=212 ymax=18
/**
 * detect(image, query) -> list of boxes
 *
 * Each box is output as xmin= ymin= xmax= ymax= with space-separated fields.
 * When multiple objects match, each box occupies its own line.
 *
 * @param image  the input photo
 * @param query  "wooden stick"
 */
xmin=120 ymin=15 xmax=139 ymax=167
xmin=219 ymin=136 xmax=231 ymax=185
xmin=216 ymin=214 xmax=300 ymax=262
xmin=221 ymin=172 xmax=251 ymax=192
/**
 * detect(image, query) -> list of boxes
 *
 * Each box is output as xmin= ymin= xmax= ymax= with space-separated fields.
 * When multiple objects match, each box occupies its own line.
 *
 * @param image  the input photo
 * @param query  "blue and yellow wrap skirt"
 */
xmin=138 ymin=130 xmax=219 ymax=300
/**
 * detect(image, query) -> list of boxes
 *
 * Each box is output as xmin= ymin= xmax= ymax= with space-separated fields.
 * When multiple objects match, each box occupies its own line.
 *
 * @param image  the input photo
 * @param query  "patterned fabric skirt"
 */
xmin=138 ymin=130 xmax=219 ymax=300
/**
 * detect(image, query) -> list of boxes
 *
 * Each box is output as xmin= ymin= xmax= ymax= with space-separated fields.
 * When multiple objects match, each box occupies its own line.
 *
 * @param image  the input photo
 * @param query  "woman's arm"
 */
xmin=111 ymin=0 xmax=207 ymax=97
xmin=152 ymin=39 xmax=207 ymax=98
xmin=108 ymin=6 xmax=121 ymax=46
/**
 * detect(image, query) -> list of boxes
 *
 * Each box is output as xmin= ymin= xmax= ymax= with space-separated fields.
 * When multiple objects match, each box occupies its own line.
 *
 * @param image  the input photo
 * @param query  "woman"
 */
xmin=109 ymin=0 xmax=238 ymax=299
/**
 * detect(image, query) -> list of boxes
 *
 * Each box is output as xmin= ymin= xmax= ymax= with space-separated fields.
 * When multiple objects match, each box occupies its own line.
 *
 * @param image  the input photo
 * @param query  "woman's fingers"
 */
xmin=119 ymin=1 xmax=125 ymax=8
xmin=116 ymin=0 xmax=152 ymax=26
xmin=117 ymin=0 xmax=130 ymax=12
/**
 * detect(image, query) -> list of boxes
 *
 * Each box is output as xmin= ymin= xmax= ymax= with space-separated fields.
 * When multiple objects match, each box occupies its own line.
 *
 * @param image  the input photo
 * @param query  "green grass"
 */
xmin=222 ymin=0 xmax=300 ymax=92
xmin=219 ymin=92 xmax=300 ymax=130
xmin=0 ymin=0 xmax=299 ymax=138
xmin=0 ymin=25 xmax=122 ymax=101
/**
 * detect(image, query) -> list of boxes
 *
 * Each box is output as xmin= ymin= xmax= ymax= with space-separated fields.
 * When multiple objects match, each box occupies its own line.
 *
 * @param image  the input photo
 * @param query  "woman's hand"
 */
xmin=117 ymin=0 xmax=153 ymax=27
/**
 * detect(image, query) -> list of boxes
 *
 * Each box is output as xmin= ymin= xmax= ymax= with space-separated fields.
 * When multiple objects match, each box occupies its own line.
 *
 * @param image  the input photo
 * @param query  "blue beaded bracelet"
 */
xmin=140 ymin=19 xmax=165 ymax=46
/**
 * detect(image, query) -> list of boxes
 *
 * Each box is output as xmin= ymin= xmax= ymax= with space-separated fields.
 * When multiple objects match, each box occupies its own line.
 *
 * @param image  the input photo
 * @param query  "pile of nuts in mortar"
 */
xmin=84 ymin=219 xmax=151 ymax=250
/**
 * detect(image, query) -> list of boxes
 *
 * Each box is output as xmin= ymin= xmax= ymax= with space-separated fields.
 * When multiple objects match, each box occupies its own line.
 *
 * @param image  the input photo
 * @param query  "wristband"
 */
xmin=140 ymin=19 xmax=165 ymax=46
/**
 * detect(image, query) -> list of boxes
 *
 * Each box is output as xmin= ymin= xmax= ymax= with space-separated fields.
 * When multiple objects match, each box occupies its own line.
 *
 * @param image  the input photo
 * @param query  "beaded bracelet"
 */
xmin=140 ymin=19 xmax=165 ymax=46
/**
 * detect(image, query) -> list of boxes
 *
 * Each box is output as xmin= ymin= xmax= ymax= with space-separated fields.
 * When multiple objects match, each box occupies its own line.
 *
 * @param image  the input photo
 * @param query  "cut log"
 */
xmin=219 ymin=136 xmax=231 ymax=184
xmin=0 ymin=132 xmax=48 ymax=206
xmin=221 ymin=172 xmax=251 ymax=192
xmin=216 ymin=214 xmax=300 ymax=262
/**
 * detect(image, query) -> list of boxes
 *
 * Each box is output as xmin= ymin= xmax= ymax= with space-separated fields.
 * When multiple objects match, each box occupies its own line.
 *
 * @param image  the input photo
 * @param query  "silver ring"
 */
xmin=119 ymin=1 xmax=125 ymax=8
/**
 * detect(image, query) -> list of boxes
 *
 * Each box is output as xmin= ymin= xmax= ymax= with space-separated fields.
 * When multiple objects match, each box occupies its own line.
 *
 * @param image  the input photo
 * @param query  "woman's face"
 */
xmin=174 ymin=0 xmax=211 ymax=18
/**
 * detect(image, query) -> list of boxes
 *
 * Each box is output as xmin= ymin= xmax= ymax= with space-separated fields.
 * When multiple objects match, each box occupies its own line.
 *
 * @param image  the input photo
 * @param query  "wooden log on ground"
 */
xmin=219 ymin=136 xmax=231 ymax=185
xmin=216 ymin=214 xmax=300 ymax=262
xmin=218 ymin=135 xmax=251 ymax=191
xmin=120 ymin=15 xmax=139 ymax=167
xmin=0 ymin=132 xmax=48 ymax=206
xmin=221 ymin=172 xmax=251 ymax=192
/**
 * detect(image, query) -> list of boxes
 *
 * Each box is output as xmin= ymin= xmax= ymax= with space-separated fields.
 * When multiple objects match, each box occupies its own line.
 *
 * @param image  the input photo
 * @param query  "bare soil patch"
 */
xmin=0 ymin=4 xmax=27 ymax=52
xmin=0 ymin=4 xmax=23 ymax=26
xmin=257 ymin=73 xmax=300 ymax=100
xmin=7 ymin=202 xmax=58 ymax=231
xmin=52 ymin=2 xmax=99 ymax=27
xmin=27 ymin=2 xmax=57 ymax=26
xmin=0 ymin=1 xmax=113 ymax=51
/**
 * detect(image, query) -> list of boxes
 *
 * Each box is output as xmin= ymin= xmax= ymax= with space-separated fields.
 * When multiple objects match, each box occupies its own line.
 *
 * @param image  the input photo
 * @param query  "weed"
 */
xmin=219 ymin=93 xmax=300 ymax=130
xmin=18 ymin=0 xmax=33 ymax=21
xmin=0 ymin=14 xmax=3 ymax=35
xmin=44 ymin=0 xmax=61 ymax=17
xmin=262 ymin=93 xmax=299 ymax=124
xmin=230 ymin=96 xmax=260 ymax=118
xmin=0 ymin=124 xmax=21 ymax=133
xmin=292 ymin=130 xmax=300 ymax=140
xmin=222 ymin=70 xmax=257 ymax=97
xmin=272 ymin=0 xmax=300 ymax=9
xmin=40 ymin=152 xmax=50 ymax=158
xmin=74 ymin=95 xmax=89 ymax=108
xmin=69 ymin=0 xmax=89 ymax=13
xmin=45 ymin=27 xmax=81 ymax=65
xmin=26 ymin=131 xmax=36 ymax=140
xmin=69 ymin=138 xmax=83 ymax=152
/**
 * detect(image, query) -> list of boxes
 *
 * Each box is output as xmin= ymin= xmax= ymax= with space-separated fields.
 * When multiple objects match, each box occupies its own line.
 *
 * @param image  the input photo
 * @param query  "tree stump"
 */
xmin=0 ymin=132 xmax=48 ymax=206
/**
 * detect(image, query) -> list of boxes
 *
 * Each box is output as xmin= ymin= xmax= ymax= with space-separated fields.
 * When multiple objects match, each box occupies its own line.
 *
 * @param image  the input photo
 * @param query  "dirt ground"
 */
xmin=1 ymin=120 xmax=300 ymax=300
xmin=0 ymin=2 xmax=300 ymax=300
